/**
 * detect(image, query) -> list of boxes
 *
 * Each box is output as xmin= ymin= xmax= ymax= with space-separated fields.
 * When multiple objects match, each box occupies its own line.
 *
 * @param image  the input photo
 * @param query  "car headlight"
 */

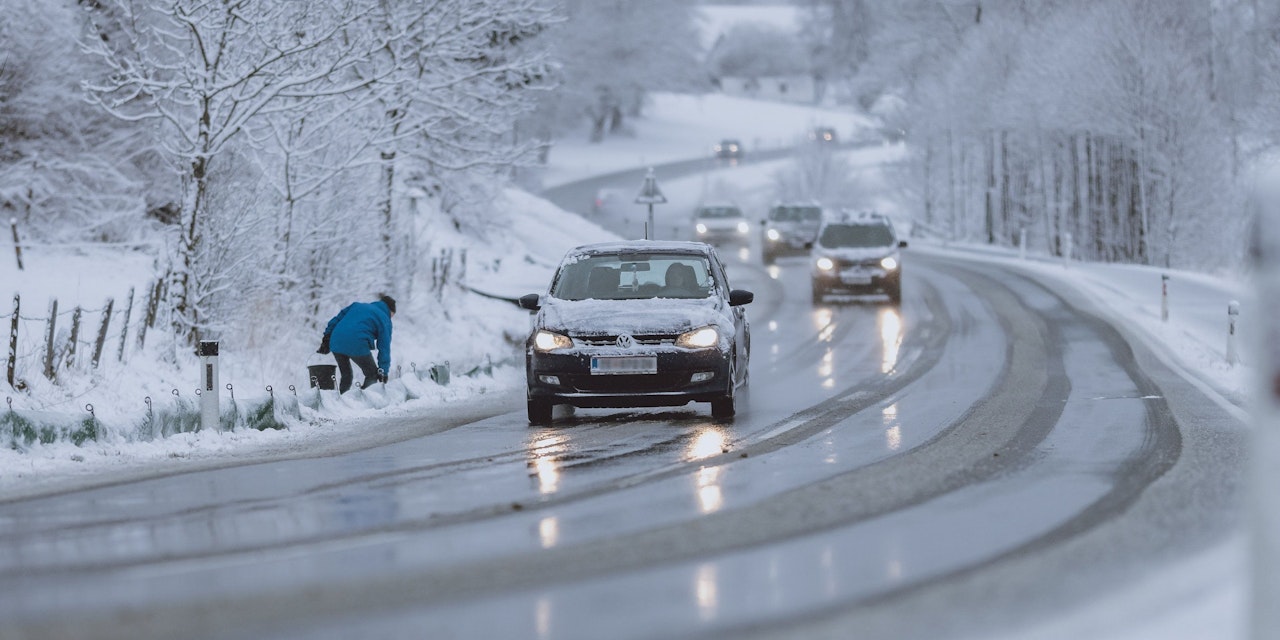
xmin=676 ymin=326 xmax=719 ymax=349
xmin=737 ymin=221 xmax=749 ymax=234
xmin=766 ymin=228 xmax=781 ymax=241
xmin=815 ymin=256 xmax=835 ymax=271
xmin=696 ymin=223 xmax=708 ymax=234
xmin=729 ymin=145 xmax=738 ymax=152
xmin=533 ymin=330 xmax=572 ymax=352
xmin=880 ymin=256 xmax=899 ymax=271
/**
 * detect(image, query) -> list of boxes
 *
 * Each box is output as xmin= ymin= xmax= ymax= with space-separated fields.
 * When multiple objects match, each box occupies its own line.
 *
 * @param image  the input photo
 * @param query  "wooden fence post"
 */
xmin=43 ymin=298 xmax=57 ymax=380
xmin=5 ymin=294 xmax=17 ymax=388
xmin=9 ymin=218 xmax=22 ymax=271
xmin=117 ymin=287 xmax=134 ymax=362
xmin=92 ymin=297 xmax=113 ymax=369
xmin=65 ymin=306 xmax=82 ymax=370
xmin=137 ymin=279 xmax=160 ymax=350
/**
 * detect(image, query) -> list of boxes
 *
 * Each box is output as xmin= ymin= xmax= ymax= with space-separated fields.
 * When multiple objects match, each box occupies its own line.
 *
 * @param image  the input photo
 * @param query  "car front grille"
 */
xmin=568 ymin=373 xmax=691 ymax=393
xmin=574 ymin=334 xmax=678 ymax=347
xmin=835 ymin=257 xmax=884 ymax=269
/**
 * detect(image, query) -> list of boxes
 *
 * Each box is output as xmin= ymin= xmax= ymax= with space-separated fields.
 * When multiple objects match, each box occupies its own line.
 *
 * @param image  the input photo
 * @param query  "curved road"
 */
xmin=0 ymin=151 xmax=1246 ymax=639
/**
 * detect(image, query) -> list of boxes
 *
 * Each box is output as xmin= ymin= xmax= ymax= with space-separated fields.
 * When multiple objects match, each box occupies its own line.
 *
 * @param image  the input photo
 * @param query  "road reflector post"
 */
xmin=1161 ymin=274 xmax=1170 ymax=323
xmin=1019 ymin=228 xmax=1027 ymax=260
xmin=1228 ymin=300 xmax=1241 ymax=366
xmin=197 ymin=341 xmax=220 ymax=432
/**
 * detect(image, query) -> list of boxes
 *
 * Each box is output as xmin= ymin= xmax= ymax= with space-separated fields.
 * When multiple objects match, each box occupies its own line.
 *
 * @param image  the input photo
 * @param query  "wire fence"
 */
xmin=4 ymin=280 xmax=164 ymax=390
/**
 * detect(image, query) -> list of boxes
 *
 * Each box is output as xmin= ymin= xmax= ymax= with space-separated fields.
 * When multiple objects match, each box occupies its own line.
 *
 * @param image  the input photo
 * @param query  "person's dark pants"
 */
xmin=333 ymin=353 xmax=379 ymax=393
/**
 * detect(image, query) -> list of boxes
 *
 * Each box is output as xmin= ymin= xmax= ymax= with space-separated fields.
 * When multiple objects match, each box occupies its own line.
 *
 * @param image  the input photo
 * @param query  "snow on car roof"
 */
xmin=570 ymin=240 xmax=716 ymax=255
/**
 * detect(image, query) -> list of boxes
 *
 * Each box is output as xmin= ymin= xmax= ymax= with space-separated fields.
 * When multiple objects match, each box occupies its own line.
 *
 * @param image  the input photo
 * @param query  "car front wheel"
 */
xmin=527 ymin=398 xmax=553 ymax=425
xmin=811 ymin=282 xmax=825 ymax=304
xmin=711 ymin=359 xmax=737 ymax=419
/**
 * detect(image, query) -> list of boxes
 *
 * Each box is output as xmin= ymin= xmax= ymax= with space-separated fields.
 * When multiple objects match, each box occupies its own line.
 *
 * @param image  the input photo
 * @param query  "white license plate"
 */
xmin=841 ymin=271 xmax=872 ymax=285
xmin=591 ymin=356 xmax=658 ymax=375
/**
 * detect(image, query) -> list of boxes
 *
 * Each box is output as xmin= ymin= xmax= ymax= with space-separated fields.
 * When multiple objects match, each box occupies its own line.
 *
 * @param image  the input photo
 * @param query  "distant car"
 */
xmin=810 ymin=211 xmax=906 ymax=304
xmin=761 ymin=202 xmax=823 ymax=264
xmin=592 ymin=188 xmax=625 ymax=214
xmin=808 ymin=126 xmax=838 ymax=144
xmin=713 ymin=139 xmax=743 ymax=161
xmin=881 ymin=127 xmax=907 ymax=143
xmin=693 ymin=202 xmax=750 ymax=245
xmin=518 ymin=240 xmax=754 ymax=424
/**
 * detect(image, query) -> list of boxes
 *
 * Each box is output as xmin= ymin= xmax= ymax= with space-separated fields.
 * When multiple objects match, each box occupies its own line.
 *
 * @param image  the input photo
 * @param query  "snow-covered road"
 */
xmin=0 ymin=150 xmax=1247 ymax=639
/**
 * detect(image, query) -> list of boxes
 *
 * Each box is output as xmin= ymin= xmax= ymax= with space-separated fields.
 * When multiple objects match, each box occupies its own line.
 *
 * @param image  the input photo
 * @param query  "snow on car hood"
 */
xmin=539 ymin=297 xmax=729 ymax=336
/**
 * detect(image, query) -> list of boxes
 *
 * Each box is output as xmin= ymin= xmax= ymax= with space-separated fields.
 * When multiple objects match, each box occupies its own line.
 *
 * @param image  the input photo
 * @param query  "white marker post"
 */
xmin=1161 ymin=274 xmax=1170 ymax=323
xmin=1061 ymin=233 xmax=1073 ymax=268
xmin=1227 ymin=300 xmax=1240 ymax=366
xmin=197 ymin=341 xmax=220 ymax=432
xmin=1019 ymin=228 xmax=1027 ymax=260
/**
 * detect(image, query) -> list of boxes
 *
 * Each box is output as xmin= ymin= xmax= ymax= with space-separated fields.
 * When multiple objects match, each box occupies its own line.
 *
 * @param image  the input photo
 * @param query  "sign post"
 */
xmin=634 ymin=168 xmax=667 ymax=240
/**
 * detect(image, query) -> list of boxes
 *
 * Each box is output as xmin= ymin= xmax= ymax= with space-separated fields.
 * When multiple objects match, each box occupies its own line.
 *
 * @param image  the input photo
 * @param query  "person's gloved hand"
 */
xmin=317 ymin=334 xmax=331 ymax=354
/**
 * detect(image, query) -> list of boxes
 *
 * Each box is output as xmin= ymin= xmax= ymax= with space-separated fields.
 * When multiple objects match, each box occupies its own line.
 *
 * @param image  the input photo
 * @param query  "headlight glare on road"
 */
xmin=737 ymin=221 xmax=749 ymax=234
xmin=533 ymin=330 xmax=572 ymax=352
xmin=676 ymin=326 xmax=719 ymax=349
xmin=696 ymin=223 xmax=708 ymax=234
xmin=766 ymin=228 xmax=781 ymax=241
xmin=880 ymin=256 xmax=899 ymax=271
xmin=816 ymin=256 xmax=835 ymax=271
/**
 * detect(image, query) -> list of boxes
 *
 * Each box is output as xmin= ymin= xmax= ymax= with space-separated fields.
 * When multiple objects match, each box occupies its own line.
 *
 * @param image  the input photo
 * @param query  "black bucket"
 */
xmin=308 ymin=364 xmax=337 ymax=390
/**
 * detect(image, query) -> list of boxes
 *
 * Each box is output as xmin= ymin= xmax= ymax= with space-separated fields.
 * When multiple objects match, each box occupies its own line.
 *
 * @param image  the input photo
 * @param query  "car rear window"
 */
xmin=552 ymin=253 xmax=714 ymax=301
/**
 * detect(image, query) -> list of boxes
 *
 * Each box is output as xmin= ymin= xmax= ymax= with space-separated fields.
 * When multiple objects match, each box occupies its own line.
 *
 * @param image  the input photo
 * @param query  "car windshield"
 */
xmin=697 ymin=207 xmax=742 ymax=219
xmin=771 ymin=206 xmax=822 ymax=222
xmin=819 ymin=224 xmax=895 ymax=248
xmin=552 ymin=252 xmax=714 ymax=301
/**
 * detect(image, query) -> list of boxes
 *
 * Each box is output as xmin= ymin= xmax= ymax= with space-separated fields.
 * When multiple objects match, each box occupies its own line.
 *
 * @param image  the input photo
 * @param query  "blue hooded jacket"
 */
xmin=324 ymin=300 xmax=393 ymax=373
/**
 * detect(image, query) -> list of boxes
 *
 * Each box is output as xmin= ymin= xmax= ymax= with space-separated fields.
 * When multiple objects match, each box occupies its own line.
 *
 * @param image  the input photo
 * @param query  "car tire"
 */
xmin=887 ymin=282 xmax=902 ymax=305
xmin=527 ymin=398 xmax=553 ymax=425
xmin=811 ymin=283 xmax=825 ymax=304
xmin=711 ymin=359 xmax=737 ymax=419
xmin=762 ymin=250 xmax=775 ymax=266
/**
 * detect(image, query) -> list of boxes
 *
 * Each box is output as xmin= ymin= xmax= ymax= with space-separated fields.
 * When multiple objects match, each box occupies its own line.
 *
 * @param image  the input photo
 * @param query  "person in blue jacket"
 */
xmin=318 ymin=295 xmax=395 ymax=393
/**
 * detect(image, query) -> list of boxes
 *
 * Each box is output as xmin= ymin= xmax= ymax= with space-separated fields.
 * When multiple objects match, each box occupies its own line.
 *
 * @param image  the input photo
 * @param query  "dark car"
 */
xmin=810 ymin=212 xmax=907 ymax=304
xmin=713 ymin=139 xmax=743 ymax=161
xmin=808 ymin=126 xmax=838 ymax=144
xmin=519 ymin=241 xmax=753 ymax=424
xmin=761 ymin=202 xmax=823 ymax=264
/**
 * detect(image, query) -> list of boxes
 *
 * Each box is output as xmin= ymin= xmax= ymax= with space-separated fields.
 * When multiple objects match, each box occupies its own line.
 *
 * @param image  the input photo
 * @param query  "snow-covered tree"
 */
xmin=532 ymin=0 xmax=704 ymax=143
xmin=0 ymin=0 xmax=154 ymax=242
xmin=81 ymin=0 xmax=396 ymax=344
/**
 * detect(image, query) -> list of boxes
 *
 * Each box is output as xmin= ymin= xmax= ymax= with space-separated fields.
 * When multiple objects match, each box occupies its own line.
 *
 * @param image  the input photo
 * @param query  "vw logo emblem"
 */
xmin=616 ymin=334 xmax=634 ymax=349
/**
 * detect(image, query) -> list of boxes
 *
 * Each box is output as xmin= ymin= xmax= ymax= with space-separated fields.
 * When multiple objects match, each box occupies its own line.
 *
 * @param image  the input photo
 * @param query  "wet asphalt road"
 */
xmin=0 ymin=151 xmax=1247 ymax=639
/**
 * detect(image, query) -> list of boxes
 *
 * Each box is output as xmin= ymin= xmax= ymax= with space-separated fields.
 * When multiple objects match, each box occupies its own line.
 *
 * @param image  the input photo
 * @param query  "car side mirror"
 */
xmin=759 ymin=219 xmax=767 ymax=227
xmin=804 ymin=242 xmax=814 ymax=250
xmin=518 ymin=293 xmax=541 ymax=311
xmin=728 ymin=289 xmax=754 ymax=306
xmin=898 ymin=240 xmax=909 ymax=249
